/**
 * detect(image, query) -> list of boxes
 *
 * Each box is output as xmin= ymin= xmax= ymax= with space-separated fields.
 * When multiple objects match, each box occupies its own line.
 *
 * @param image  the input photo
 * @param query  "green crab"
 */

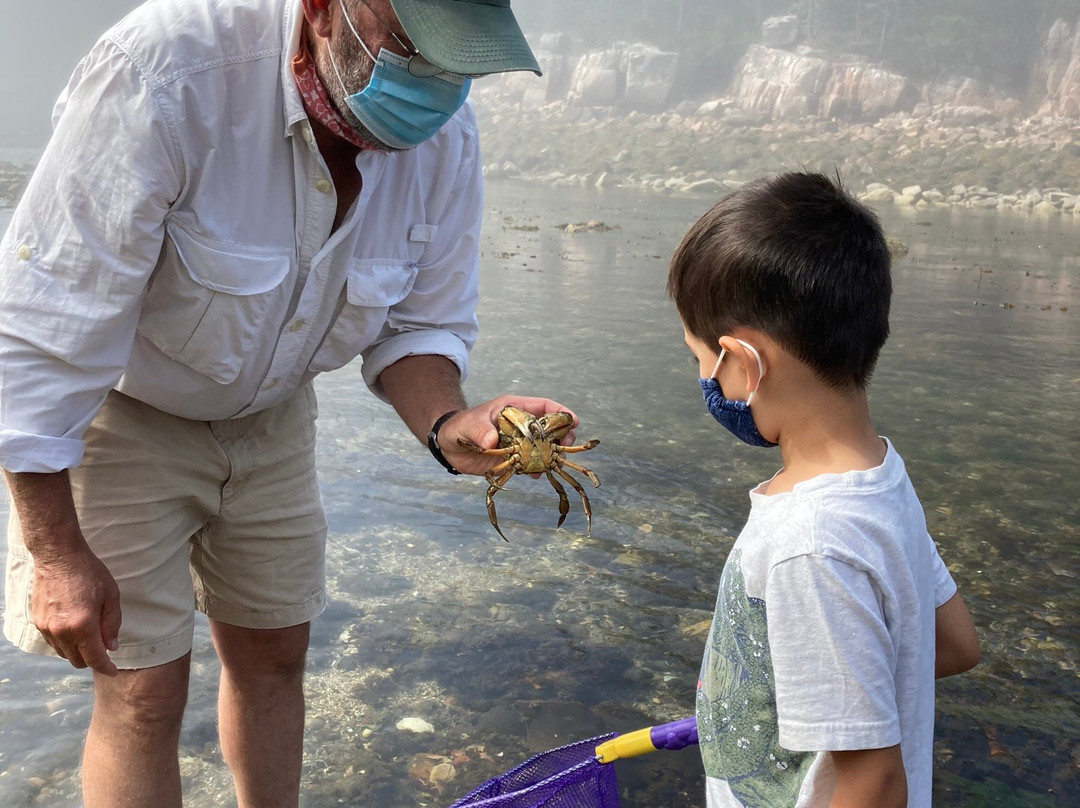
xmin=458 ymin=406 xmax=600 ymax=541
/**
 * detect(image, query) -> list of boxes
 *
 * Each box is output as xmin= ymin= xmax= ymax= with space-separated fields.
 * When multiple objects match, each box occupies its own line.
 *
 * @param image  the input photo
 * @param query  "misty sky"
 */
xmin=0 ymin=0 xmax=555 ymax=147
xmin=4 ymin=0 xmax=1071 ymax=148
xmin=1 ymin=0 xmax=142 ymax=145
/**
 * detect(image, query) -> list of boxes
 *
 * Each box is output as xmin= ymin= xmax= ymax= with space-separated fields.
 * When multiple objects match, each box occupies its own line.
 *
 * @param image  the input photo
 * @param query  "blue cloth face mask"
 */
xmin=328 ymin=0 xmax=471 ymax=150
xmin=699 ymin=339 xmax=778 ymax=448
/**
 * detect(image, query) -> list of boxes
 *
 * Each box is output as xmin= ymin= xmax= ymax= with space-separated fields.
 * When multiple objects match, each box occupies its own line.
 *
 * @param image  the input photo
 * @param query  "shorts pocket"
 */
xmin=308 ymin=259 xmax=418 ymax=373
xmin=137 ymin=225 xmax=292 ymax=384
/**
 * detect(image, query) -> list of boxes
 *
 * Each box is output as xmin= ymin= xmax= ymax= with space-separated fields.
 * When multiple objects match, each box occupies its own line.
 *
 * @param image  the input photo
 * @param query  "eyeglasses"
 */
xmin=347 ymin=0 xmax=463 ymax=78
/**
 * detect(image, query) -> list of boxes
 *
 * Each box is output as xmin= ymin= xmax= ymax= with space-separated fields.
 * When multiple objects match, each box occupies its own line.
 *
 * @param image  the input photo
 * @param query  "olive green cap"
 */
xmin=389 ymin=0 xmax=541 ymax=76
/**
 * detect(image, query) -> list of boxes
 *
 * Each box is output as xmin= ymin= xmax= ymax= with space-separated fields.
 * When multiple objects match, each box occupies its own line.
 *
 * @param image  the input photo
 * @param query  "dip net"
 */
xmin=446 ymin=717 xmax=697 ymax=808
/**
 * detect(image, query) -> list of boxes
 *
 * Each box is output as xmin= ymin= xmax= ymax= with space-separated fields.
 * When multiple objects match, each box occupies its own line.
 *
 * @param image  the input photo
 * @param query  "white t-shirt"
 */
xmin=697 ymin=439 xmax=956 ymax=807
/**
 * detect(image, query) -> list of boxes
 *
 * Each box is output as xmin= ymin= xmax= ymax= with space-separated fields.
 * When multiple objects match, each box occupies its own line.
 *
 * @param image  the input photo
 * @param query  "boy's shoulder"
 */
xmin=737 ymin=440 xmax=927 ymax=584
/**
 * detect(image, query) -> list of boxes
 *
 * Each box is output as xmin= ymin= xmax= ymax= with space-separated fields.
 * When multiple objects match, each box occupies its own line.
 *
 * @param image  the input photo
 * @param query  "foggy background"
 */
xmin=1 ymin=3 xmax=1079 ymax=807
xmin=4 ymin=0 xmax=1080 ymax=148
xmin=0 ymin=1 xmax=142 ymax=146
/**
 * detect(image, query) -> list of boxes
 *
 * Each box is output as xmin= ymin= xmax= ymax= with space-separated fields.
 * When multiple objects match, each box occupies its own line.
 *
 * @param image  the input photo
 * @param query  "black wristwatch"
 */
xmin=426 ymin=410 xmax=461 ymax=475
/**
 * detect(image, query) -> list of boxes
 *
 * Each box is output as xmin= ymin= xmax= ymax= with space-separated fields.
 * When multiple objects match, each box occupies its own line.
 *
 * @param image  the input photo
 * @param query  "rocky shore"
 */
xmin=473 ymin=92 xmax=1080 ymax=214
xmin=469 ymin=12 xmax=1080 ymax=214
xmin=4 ymin=99 xmax=1079 ymax=218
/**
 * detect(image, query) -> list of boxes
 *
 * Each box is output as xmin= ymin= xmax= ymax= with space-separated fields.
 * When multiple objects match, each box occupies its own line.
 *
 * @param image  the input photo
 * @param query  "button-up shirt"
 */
xmin=0 ymin=0 xmax=482 ymax=473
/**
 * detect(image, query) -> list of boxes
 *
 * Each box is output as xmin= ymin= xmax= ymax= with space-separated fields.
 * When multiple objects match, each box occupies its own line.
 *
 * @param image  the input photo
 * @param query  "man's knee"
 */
xmin=212 ymin=621 xmax=310 ymax=681
xmin=92 ymin=653 xmax=191 ymax=734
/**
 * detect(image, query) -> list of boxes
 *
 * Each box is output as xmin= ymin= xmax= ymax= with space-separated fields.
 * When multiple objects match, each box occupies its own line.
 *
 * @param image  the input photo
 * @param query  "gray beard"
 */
xmin=312 ymin=31 xmax=400 ymax=152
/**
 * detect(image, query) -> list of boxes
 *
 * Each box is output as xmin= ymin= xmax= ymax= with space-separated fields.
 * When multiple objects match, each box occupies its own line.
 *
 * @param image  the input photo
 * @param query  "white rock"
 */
xmin=396 ymin=716 xmax=435 ymax=734
xmin=860 ymin=188 xmax=894 ymax=203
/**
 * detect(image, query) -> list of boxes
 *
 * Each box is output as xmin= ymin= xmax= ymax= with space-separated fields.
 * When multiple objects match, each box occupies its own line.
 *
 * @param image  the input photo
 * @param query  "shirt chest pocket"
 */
xmin=308 ymin=259 xmax=418 ymax=374
xmin=137 ymin=224 xmax=293 ymax=384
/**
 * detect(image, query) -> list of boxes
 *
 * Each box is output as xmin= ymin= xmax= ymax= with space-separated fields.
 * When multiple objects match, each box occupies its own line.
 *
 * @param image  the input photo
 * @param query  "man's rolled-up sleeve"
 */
xmin=0 ymin=39 xmax=182 ymax=472
xmin=360 ymin=124 xmax=482 ymax=401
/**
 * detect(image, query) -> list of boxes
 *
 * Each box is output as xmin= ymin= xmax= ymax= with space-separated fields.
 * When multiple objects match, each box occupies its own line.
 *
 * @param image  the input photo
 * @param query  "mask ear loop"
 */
xmin=733 ymin=339 xmax=766 ymax=406
xmin=336 ymin=0 xmax=379 ymax=62
xmin=708 ymin=350 xmax=726 ymax=380
xmin=327 ymin=0 xmax=378 ymax=99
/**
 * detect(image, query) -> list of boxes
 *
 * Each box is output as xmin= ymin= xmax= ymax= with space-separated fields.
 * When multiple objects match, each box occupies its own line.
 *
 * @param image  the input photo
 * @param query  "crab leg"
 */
xmin=556 ymin=439 xmax=600 ymax=454
xmin=457 ymin=439 xmax=516 ymax=458
xmin=544 ymin=470 xmax=570 ymax=528
xmin=457 ymin=440 xmax=518 ymax=487
xmin=484 ymin=457 xmax=517 ymax=485
xmin=484 ymin=464 xmax=518 ymax=542
xmin=557 ymin=457 xmax=601 ymax=488
xmin=553 ymin=466 xmax=594 ymax=536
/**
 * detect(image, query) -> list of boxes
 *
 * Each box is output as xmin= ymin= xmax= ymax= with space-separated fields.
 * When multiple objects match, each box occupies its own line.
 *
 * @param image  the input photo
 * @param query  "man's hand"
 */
xmin=436 ymin=395 xmax=579 ymax=477
xmin=31 ymin=547 xmax=122 ymax=676
xmin=5 ymin=469 xmax=122 ymax=676
xmin=375 ymin=354 xmax=580 ymax=476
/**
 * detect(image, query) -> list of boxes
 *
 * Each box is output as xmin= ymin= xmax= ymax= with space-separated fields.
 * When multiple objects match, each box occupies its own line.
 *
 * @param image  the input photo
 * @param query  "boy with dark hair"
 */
xmin=667 ymin=172 xmax=979 ymax=807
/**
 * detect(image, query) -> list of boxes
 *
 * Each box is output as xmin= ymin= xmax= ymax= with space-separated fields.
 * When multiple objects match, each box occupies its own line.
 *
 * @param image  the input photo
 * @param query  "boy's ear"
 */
xmin=717 ymin=335 xmax=767 ymax=394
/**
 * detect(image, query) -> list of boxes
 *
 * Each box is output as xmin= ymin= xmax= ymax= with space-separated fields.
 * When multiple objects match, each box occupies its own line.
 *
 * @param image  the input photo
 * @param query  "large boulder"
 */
xmin=1040 ymin=18 xmax=1080 ymax=117
xmin=730 ymin=46 xmax=913 ymax=121
xmin=567 ymin=44 xmax=678 ymax=110
xmin=729 ymin=44 xmax=831 ymax=119
xmin=568 ymin=49 xmax=623 ymax=107
xmin=818 ymin=63 xmax=915 ymax=120
xmin=622 ymin=44 xmax=678 ymax=110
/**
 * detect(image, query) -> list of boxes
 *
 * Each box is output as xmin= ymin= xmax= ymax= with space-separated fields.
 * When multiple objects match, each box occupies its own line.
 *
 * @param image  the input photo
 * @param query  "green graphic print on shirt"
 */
xmin=696 ymin=550 xmax=813 ymax=806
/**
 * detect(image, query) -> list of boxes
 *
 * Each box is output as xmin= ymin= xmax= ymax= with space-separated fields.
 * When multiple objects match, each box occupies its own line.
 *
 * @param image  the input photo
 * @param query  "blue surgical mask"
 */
xmin=699 ymin=339 xmax=778 ymax=448
xmin=328 ymin=0 xmax=471 ymax=149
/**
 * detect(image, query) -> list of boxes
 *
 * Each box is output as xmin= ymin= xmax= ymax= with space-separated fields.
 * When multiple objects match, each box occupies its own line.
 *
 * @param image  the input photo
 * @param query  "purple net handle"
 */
xmin=649 ymin=716 xmax=698 ymax=751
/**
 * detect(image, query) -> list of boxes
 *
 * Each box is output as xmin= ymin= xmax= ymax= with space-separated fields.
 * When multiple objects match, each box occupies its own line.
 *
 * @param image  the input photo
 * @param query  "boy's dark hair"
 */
xmin=667 ymin=171 xmax=892 ymax=389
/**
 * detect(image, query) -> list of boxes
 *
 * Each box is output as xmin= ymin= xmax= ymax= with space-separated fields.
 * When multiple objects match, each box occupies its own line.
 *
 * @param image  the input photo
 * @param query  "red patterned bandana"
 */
xmin=292 ymin=38 xmax=376 ymax=151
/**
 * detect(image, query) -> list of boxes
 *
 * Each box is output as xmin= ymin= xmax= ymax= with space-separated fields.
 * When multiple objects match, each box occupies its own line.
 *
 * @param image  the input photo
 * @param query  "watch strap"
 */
xmin=427 ymin=410 xmax=462 ymax=475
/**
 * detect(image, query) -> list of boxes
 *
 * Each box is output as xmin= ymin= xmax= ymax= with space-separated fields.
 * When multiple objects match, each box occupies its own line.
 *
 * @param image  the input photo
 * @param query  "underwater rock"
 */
xmin=407 ymin=753 xmax=457 ymax=794
xmin=396 ymin=716 xmax=435 ymax=734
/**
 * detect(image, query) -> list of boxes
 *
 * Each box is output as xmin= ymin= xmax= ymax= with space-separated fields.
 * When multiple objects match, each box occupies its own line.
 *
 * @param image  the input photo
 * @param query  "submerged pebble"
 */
xmin=396 ymin=716 xmax=435 ymax=734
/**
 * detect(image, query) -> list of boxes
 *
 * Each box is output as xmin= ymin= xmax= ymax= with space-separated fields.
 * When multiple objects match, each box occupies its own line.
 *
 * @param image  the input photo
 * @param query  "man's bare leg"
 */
xmin=211 ymin=620 xmax=309 ymax=808
xmin=83 ymin=653 xmax=191 ymax=808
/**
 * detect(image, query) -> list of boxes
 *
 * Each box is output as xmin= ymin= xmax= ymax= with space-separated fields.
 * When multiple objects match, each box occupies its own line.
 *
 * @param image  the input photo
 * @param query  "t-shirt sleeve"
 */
xmin=929 ymin=539 xmax=958 ymax=608
xmin=765 ymin=553 xmax=902 ymax=752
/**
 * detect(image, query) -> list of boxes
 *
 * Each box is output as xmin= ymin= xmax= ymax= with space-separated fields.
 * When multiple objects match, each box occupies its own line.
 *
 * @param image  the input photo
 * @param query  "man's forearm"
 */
xmin=378 ymin=354 xmax=468 ymax=442
xmin=3 ymin=470 xmax=87 ymax=562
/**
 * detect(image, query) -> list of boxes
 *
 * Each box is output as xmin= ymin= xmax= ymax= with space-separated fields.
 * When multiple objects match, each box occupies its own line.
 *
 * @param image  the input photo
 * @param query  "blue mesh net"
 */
xmin=447 ymin=733 xmax=620 ymax=808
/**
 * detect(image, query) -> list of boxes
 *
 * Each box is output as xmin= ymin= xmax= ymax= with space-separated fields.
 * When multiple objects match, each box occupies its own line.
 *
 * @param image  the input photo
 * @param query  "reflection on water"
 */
xmin=1 ymin=183 xmax=1077 ymax=807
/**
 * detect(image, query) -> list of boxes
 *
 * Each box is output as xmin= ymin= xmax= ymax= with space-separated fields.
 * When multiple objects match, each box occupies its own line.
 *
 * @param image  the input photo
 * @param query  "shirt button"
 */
xmin=265 ymin=377 xmax=280 ymax=389
xmin=16 ymin=244 xmax=32 ymax=261
xmin=302 ymin=125 xmax=314 ymax=144
xmin=288 ymin=319 xmax=304 ymax=332
xmin=315 ymin=178 xmax=332 ymax=194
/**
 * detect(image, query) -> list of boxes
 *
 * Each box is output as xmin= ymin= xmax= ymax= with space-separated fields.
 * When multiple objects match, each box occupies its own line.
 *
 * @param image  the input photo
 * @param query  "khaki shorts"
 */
xmin=4 ymin=385 xmax=327 ymax=669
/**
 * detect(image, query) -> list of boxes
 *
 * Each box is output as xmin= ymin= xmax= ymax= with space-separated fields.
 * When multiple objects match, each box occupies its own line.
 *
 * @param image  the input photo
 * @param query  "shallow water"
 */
xmin=0 ymin=182 xmax=1077 ymax=807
